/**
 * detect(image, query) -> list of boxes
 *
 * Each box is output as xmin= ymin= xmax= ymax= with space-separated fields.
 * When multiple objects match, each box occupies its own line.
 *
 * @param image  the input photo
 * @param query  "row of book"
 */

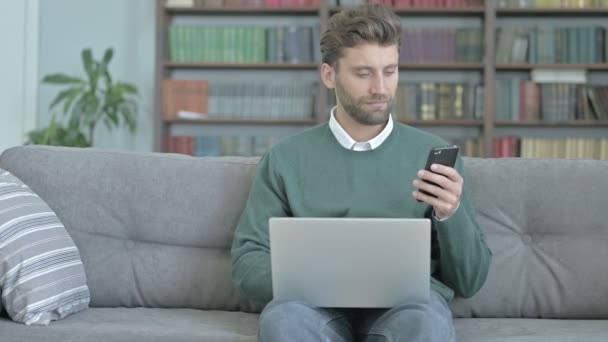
xmin=166 ymin=0 xmax=324 ymax=9
xmin=168 ymin=135 xmax=608 ymax=160
xmin=496 ymin=26 xmax=607 ymax=64
xmin=392 ymin=83 xmax=484 ymax=121
xmin=351 ymin=0 xmax=483 ymax=6
xmin=169 ymin=26 xmax=319 ymax=63
xmin=399 ymin=28 xmax=483 ymax=63
xmin=493 ymin=137 xmax=608 ymax=160
xmin=163 ymin=79 xmax=317 ymax=119
xmin=495 ymin=81 xmax=608 ymax=122
xmin=495 ymin=0 xmax=608 ymax=8
xmin=169 ymin=135 xmax=283 ymax=156
xmin=166 ymin=0 xmax=483 ymax=9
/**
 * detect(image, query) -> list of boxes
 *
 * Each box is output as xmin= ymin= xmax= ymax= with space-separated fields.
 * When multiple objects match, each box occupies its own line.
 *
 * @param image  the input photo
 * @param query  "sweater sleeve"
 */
xmin=231 ymin=150 xmax=290 ymax=303
xmin=433 ymin=156 xmax=492 ymax=298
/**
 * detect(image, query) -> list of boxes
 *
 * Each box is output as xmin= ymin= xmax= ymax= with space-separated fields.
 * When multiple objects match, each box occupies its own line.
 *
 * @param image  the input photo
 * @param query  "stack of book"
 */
xmin=495 ymin=0 xmax=608 ymax=8
xmin=166 ymin=0 xmax=324 ymax=9
xmin=169 ymin=25 xmax=319 ymax=63
xmin=495 ymin=80 xmax=608 ymax=122
xmin=361 ymin=0 xmax=484 ymax=7
xmin=400 ymin=28 xmax=483 ymax=63
xmin=169 ymin=135 xmax=282 ymax=156
xmin=393 ymin=82 xmax=484 ymax=121
xmin=496 ymin=26 xmax=607 ymax=64
xmin=162 ymin=79 xmax=317 ymax=120
xmin=494 ymin=136 xmax=608 ymax=159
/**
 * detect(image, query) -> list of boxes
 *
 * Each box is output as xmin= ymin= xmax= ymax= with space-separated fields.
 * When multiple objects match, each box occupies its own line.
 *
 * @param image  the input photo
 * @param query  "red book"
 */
xmin=492 ymin=138 xmax=499 ymax=158
xmin=394 ymin=0 xmax=412 ymax=7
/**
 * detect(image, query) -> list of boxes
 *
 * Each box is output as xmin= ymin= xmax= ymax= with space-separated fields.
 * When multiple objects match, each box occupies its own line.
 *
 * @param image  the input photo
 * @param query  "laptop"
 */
xmin=269 ymin=217 xmax=431 ymax=308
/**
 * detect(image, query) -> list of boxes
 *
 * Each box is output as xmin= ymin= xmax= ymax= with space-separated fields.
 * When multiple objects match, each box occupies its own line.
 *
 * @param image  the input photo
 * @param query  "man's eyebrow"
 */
xmin=351 ymin=64 xmax=399 ymax=71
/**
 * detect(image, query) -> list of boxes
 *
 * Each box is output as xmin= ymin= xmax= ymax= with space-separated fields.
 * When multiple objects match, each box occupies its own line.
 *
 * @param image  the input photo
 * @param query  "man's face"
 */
xmin=333 ymin=43 xmax=399 ymax=126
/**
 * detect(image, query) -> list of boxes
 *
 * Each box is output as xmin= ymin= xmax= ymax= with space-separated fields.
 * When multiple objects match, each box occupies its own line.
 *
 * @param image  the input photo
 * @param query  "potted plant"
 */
xmin=28 ymin=47 xmax=139 ymax=147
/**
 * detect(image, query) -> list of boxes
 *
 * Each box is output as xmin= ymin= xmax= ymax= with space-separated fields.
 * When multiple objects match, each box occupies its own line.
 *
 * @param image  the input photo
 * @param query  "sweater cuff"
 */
xmin=433 ymin=201 xmax=461 ymax=222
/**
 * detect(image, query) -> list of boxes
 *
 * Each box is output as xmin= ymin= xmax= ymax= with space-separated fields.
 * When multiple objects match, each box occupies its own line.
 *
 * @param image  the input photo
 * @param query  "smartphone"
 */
xmin=416 ymin=145 xmax=459 ymax=202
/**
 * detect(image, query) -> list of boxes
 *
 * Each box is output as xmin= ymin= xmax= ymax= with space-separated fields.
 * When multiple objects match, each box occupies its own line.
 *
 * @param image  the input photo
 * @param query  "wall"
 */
xmin=37 ymin=0 xmax=156 ymax=151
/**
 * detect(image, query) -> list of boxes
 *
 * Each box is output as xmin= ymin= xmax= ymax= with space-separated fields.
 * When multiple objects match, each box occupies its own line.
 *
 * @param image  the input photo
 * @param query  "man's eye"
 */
xmin=385 ymin=70 xmax=396 ymax=75
xmin=357 ymin=73 xmax=370 ymax=78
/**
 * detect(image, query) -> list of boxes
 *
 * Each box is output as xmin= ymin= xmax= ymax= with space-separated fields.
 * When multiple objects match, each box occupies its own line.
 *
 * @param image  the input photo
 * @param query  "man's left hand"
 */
xmin=412 ymin=164 xmax=463 ymax=220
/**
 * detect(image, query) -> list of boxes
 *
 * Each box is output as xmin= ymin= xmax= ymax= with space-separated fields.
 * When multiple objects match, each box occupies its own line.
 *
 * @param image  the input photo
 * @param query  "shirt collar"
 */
xmin=328 ymin=106 xmax=394 ymax=151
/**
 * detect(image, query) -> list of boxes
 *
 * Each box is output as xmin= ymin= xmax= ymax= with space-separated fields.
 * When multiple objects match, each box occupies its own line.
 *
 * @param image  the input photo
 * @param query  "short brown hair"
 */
xmin=320 ymin=4 xmax=401 ymax=68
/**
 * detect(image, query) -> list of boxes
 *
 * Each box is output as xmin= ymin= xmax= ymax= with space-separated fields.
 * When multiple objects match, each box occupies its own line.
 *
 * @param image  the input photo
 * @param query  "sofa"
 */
xmin=0 ymin=145 xmax=607 ymax=342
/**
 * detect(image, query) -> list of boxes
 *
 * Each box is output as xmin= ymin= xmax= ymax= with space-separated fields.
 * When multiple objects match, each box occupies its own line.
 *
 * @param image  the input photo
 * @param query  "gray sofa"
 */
xmin=0 ymin=145 xmax=607 ymax=342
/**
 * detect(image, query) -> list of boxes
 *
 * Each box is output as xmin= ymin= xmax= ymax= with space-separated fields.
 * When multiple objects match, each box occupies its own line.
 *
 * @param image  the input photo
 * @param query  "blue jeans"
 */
xmin=258 ymin=290 xmax=456 ymax=342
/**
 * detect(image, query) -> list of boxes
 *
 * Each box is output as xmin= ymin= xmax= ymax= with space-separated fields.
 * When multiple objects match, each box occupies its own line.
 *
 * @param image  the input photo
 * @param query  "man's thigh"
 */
xmin=352 ymin=291 xmax=456 ymax=342
xmin=258 ymin=300 xmax=353 ymax=342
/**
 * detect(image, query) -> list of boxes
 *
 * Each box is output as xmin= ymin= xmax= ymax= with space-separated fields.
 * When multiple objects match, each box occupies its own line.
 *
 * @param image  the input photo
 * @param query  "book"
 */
xmin=162 ymin=80 xmax=209 ymax=119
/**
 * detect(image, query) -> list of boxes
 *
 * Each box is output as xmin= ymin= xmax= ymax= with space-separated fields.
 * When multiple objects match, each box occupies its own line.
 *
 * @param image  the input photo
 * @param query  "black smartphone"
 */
xmin=416 ymin=145 xmax=459 ymax=202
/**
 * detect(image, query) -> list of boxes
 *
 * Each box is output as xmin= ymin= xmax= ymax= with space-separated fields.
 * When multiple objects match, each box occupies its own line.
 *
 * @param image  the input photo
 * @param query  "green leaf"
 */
xmin=120 ymin=105 xmax=137 ymax=132
xmin=116 ymin=82 xmax=138 ymax=95
xmin=48 ymin=87 xmax=83 ymax=110
xmin=82 ymin=49 xmax=94 ymax=80
xmin=42 ymin=73 xmax=84 ymax=85
xmin=63 ymin=88 xmax=82 ymax=115
xmin=102 ymin=48 xmax=114 ymax=67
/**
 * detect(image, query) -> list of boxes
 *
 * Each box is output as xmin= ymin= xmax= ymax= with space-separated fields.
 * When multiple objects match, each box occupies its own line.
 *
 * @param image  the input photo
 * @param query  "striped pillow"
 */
xmin=0 ymin=169 xmax=90 ymax=325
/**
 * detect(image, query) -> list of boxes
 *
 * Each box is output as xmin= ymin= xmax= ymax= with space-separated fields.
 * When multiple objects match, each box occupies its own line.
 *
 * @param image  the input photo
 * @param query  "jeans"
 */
xmin=258 ymin=290 xmax=456 ymax=342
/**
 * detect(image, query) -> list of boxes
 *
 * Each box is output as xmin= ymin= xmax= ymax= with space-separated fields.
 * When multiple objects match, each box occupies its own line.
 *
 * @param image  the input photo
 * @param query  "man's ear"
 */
xmin=321 ymin=63 xmax=336 ymax=89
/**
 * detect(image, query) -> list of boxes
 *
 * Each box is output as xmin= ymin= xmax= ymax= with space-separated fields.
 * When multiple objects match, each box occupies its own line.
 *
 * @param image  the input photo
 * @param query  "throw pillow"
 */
xmin=0 ymin=168 xmax=90 ymax=325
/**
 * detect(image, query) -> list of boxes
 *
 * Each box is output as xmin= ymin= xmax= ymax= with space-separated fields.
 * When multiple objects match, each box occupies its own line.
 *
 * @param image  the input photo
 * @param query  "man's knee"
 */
xmin=258 ymin=300 xmax=350 ymax=342
xmin=372 ymin=302 xmax=455 ymax=342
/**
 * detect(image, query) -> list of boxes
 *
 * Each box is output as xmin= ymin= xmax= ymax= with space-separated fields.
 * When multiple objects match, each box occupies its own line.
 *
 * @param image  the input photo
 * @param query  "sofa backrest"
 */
xmin=451 ymin=157 xmax=608 ymax=319
xmin=2 ymin=146 xmax=608 ymax=318
xmin=0 ymin=146 xmax=262 ymax=312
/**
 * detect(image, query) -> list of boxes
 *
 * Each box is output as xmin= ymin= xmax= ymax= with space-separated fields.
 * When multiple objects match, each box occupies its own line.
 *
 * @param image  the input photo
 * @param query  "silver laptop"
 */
xmin=269 ymin=217 xmax=431 ymax=308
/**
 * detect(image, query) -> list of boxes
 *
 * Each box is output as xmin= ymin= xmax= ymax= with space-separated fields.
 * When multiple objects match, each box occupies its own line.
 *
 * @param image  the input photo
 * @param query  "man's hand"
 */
xmin=412 ymin=163 xmax=463 ymax=220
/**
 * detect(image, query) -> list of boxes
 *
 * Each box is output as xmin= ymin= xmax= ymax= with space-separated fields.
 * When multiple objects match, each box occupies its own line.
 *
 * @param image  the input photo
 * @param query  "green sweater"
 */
xmin=231 ymin=122 xmax=491 ymax=304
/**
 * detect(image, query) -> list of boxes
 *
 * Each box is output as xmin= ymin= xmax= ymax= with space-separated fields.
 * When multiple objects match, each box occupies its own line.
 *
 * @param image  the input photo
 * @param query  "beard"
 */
xmin=334 ymin=79 xmax=394 ymax=126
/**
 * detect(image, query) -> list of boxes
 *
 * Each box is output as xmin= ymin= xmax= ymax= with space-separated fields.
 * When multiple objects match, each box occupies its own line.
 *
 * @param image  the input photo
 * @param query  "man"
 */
xmin=231 ymin=4 xmax=491 ymax=341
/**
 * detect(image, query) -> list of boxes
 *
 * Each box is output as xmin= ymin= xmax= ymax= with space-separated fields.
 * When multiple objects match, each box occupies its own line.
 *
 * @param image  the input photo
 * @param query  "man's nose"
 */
xmin=369 ymin=74 xmax=386 ymax=95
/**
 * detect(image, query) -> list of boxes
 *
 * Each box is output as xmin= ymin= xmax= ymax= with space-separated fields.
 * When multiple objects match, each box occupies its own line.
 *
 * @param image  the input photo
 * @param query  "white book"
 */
xmin=177 ymin=111 xmax=207 ymax=120
xmin=166 ymin=0 xmax=194 ymax=8
xmin=531 ymin=69 xmax=587 ymax=84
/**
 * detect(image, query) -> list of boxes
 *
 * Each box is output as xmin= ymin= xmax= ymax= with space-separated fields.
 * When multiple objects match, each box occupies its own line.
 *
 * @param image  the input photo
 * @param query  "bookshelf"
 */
xmin=154 ymin=0 xmax=608 ymax=158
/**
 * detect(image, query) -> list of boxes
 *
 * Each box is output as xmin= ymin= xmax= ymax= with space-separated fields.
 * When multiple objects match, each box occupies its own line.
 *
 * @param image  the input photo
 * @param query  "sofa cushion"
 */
xmin=0 ymin=169 xmax=90 ymax=325
xmin=0 ymin=308 xmax=258 ymax=342
xmin=0 ymin=146 xmax=262 ymax=312
xmin=454 ymin=318 xmax=608 ymax=342
xmin=451 ymin=158 xmax=608 ymax=319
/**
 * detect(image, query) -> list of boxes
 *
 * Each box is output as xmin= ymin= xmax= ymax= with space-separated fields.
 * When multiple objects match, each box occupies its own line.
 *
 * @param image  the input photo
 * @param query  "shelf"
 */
xmin=496 ymin=121 xmax=608 ymax=127
xmin=400 ymin=119 xmax=483 ymax=127
xmin=165 ymin=62 xmax=319 ymax=70
xmin=165 ymin=62 xmax=485 ymax=71
xmin=164 ymin=118 xmax=319 ymax=125
xmin=331 ymin=6 xmax=485 ymax=16
xmin=165 ymin=7 xmax=319 ymax=15
xmin=496 ymin=64 xmax=608 ymax=71
xmin=398 ymin=63 xmax=484 ymax=70
xmin=497 ymin=8 xmax=608 ymax=17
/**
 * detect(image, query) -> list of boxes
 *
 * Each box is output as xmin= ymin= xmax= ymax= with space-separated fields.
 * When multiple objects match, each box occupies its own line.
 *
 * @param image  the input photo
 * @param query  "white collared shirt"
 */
xmin=327 ymin=106 xmax=458 ymax=221
xmin=328 ymin=106 xmax=394 ymax=151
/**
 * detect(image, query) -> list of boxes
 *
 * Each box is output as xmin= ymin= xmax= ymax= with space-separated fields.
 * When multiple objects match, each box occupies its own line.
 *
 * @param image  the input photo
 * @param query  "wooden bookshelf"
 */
xmin=155 ymin=0 xmax=608 ymax=157
xmin=164 ymin=118 xmax=319 ymax=125
xmin=400 ymin=119 xmax=483 ymax=127
xmin=165 ymin=7 xmax=319 ymax=15
xmin=398 ymin=63 xmax=484 ymax=70
xmin=164 ymin=62 xmax=319 ymax=70
xmin=495 ymin=121 xmax=608 ymax=127
xmin=497 ymin=8 xmax=608 ymax=17
xmin=496 ymin=64 xmax=608 ymax=71
xmin=331 ymin=6 xmax=485 ymax=16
